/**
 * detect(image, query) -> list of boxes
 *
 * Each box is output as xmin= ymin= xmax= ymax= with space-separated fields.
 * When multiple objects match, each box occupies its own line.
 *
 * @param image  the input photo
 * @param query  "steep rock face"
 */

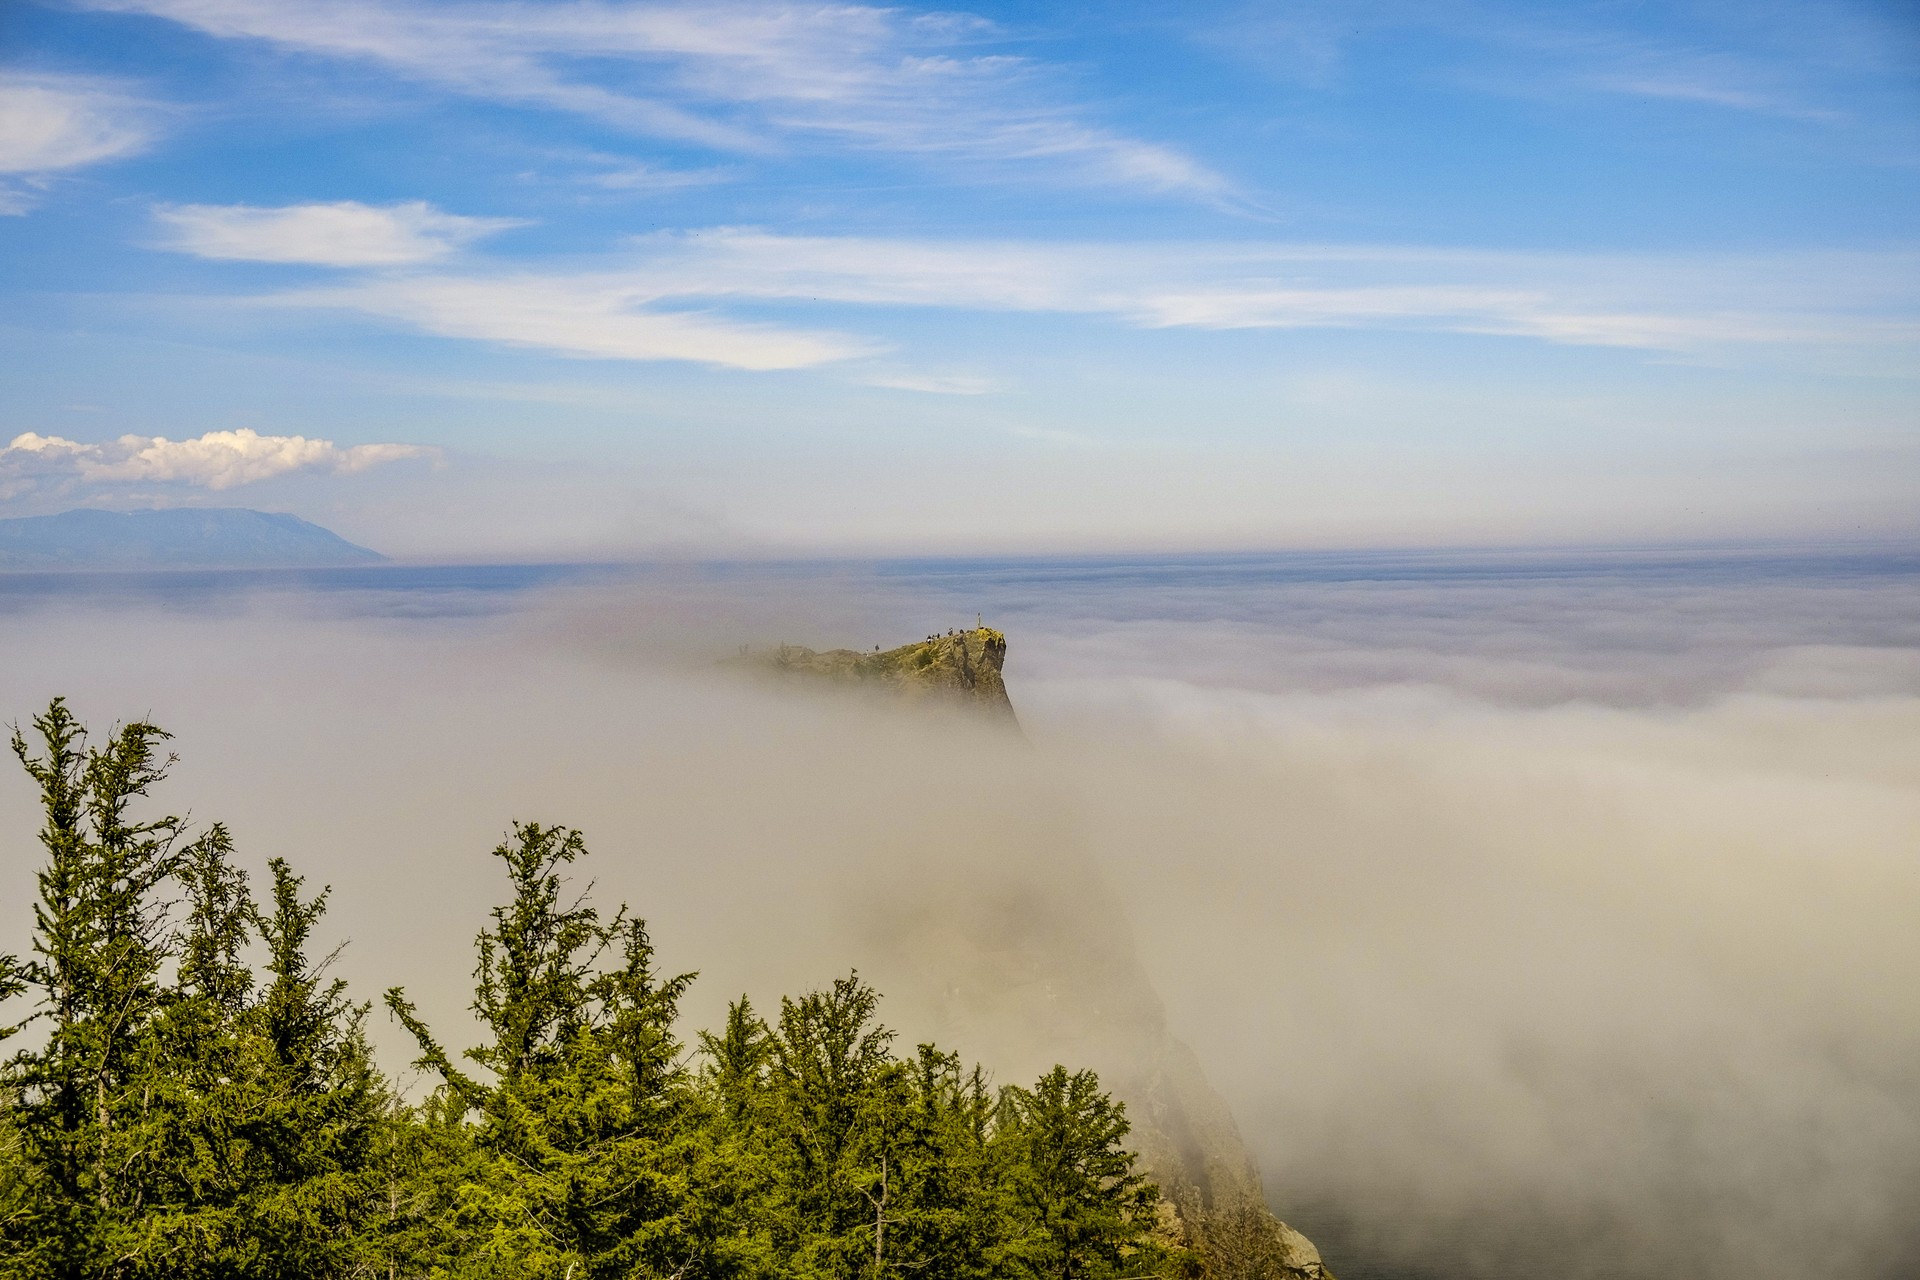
xmin=749 ymin=627 xmax=1018 ymax=723
xmin=868 ymin=859 xmax=1328 ymax=1278
xmin=1184 ymin=1205 xmax=1328 ymax=1280
xmin=737 ymin=625 xmax=1327 ymax=1278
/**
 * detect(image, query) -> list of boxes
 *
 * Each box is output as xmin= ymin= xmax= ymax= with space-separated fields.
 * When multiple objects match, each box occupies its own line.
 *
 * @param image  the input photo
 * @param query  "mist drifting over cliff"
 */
xmin=1 ymin=549 xmax=1914 ymax=1280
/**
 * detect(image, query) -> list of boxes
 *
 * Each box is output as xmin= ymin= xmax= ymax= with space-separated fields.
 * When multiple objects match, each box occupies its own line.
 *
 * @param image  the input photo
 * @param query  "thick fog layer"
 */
xmin=1 ymin=551 xmax=1914 ymax=1280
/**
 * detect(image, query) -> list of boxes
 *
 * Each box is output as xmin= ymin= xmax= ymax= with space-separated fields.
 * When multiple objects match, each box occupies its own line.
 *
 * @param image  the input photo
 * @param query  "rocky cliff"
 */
xmin=748 ymin=627 xmax=1019 ymax=723
xmin=735 ymin=625 xmax=1327 ymax=1279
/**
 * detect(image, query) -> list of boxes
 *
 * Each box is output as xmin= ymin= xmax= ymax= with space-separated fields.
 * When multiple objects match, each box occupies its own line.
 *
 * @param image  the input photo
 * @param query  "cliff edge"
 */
xmin=748 ymin=627 xmax=1018 ymax=724
xmin=736 ymin=624 xmax=1327 ymax=1279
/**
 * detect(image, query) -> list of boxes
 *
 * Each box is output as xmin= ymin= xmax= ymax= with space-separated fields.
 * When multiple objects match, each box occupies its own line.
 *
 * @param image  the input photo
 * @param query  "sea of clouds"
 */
xmin=0 ymin=550 xmax=1913 ymax=1279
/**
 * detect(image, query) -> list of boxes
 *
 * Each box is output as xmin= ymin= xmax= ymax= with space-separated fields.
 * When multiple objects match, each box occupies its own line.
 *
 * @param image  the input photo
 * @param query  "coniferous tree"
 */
xmin=142 ymin=823 xmax=261 ymax=1274
xmin=0 ymin=940 xmax=27 ymax=1262
xmin=386 ymin=821 xmax=701 ymax=1279
xmin=904 ymin=1046 xmax=1008 ymax=1277
xmin=2 ymin=702 xmax=1204 ymax=1280
xmin=228 ymin=858 xmax=389 ymax=1279
xmin=1 ymin=704 xmax=397 ymax=1280
xmin=765 ymin=974 xmax=897 ymax=1277
xmin=692 ymin=997 xmax=781 ymax=1278
xmin=849 ymin=1044 xmax=1005 ymax=1279
xmin=1000 ymin=1066 xmax=1160 ymax=1280
xmin=701 ymin=997 xmax=774 ymax=1133
xmin=4 ymin=701 xmax=187 ymax=1278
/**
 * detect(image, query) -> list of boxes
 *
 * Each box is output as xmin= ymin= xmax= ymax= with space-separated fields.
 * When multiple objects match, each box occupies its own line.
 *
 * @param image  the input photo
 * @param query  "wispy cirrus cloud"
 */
xmin=0 ymin=72 xmax=154 ymax=213
xmin=280 ymin=271 xmax=881 ymax=370
xmin=1 ymin=428 xmax=436 ymax=500
xmin=1508 ymin=37 xmax=1849 ymax=125
xmin=154 ymin=200 xmax=525 ymax=265
xmin=856 ymin=369 xmax=999 ymax=396
xmin=579 ymin=160 xmax=735 ymax=193
xmin=79 ymin=0 xmax=1228 ymax=198
xmin=665 ymin=231 xmax=1920 ymax=355
xmin=246 ymin=230 xmax=1920 ymax=373
xmin=1201 ymin=0 xmax=1913 ymax=135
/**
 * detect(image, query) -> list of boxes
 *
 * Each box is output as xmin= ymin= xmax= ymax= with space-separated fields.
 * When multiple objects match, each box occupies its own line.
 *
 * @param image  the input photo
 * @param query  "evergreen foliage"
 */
xmin=1 ymin=701 xmax=1198 ymax=1279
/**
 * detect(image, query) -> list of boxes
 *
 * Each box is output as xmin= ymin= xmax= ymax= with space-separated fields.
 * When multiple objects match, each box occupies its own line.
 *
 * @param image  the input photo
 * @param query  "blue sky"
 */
xmin=1 ymin=0 xmax=1916 ymax=556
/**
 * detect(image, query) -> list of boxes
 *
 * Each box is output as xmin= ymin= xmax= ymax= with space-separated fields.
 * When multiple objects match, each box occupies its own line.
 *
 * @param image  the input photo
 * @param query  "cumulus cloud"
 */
xmin=153 ymin=200 xmax=524 ymax=266
xmin=1 ymin=428 xmax=436 ymax=499
xmin=0 ymin=73 xmax=153 ymax=213
xmin=76 ymin=0 xmax=1228 ymax=199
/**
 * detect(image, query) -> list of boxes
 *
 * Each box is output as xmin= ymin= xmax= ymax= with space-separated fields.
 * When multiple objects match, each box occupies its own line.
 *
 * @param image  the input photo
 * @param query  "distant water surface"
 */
xmin=6 ymin=543 xmax=1914 ymax=704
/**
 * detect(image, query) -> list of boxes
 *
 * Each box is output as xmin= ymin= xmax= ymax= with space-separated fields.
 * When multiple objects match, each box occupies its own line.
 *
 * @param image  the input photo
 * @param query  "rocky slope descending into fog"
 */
xmin=864 ymin=833 xmax=1330 ymax=1280
xmin=738 ymin=626 xmax=1327 ymax=1279
xmin=745 ymin=626 xmax=1019 ymax=724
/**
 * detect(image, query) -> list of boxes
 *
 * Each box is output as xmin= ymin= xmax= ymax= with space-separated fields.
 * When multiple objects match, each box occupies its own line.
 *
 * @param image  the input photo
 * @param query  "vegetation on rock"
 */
xmin=742 ymin=627 xmax=1018 ymax=724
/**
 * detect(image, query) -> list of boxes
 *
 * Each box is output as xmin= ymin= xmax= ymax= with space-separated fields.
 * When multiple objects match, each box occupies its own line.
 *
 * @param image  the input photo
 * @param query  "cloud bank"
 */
xmin=0 ymin=551 xmax=1913 ymax=1279
xmin=154 ymin=200 xmax=524 ymax=265
xmin=1 ymin=428 xmax=436 ymax=499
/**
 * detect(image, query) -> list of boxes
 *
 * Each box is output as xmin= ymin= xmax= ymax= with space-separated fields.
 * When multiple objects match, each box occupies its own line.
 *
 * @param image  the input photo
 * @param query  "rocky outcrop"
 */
xmin=736 ymin=624 xmax=1329 ymax=1279
xmin=1182 ymin=1204 xmax=1328 ymax=1280
xmin=743 ymin=627 xmax=1018 ymax=723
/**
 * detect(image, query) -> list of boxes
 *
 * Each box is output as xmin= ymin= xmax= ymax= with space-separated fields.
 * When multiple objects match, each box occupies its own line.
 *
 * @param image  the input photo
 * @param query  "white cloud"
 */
xmin=0 ymin=72 xmax=153 ymax=213
xmin=622 ymin=231 xmax=1920 ymax=357
xmin=226 ymin=231 xmax=1918 ymax=370
xmin=582 ymin=161 xmax=734 ymax=192
xmin=78 ymin=0 xmax=1229 ymax=199
xmin=0 ymin=74 xmax=150 ymax=173
xmin=280 ymin=272 xmax=881 ymax=369
xmin=154 ymin=200 xmax=524 ymax=265
xmin=1205 ymin=0 xmax=1906 ymax=141
xmin=2 ymin=429 xmax=436 ymax=499
xmin=858 ymin=370 xmax=999 ymax=396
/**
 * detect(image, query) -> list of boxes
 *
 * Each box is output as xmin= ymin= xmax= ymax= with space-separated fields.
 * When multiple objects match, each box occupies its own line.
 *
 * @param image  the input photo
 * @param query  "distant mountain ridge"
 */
xmin=0 ymin=508 xmax=384 ymax=569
